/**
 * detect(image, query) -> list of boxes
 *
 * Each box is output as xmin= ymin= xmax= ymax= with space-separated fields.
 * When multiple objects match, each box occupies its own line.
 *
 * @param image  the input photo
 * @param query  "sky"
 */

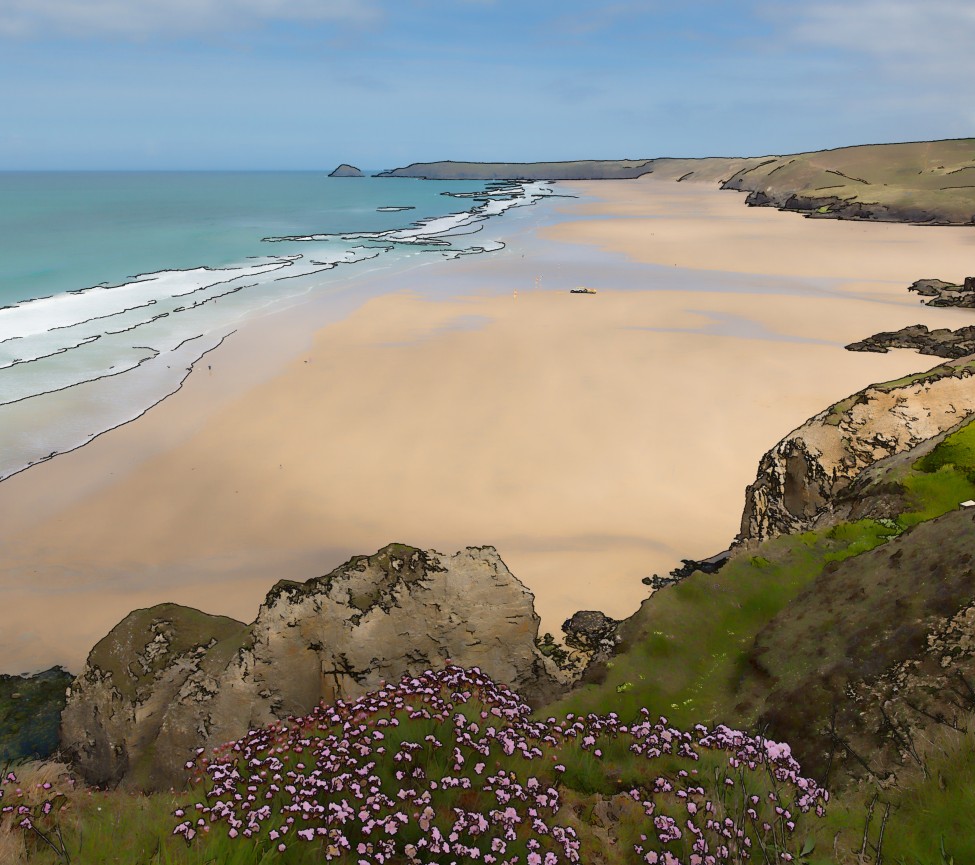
xmin=0 ymin=0 xmax=972 ymax=170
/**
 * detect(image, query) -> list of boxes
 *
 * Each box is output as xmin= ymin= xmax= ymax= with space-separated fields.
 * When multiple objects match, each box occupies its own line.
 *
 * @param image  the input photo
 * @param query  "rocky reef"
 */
xmin=60 ymin=544 xmax=569 ymax=792
xmin=737 ymin=356 xmax=975 ymax=543
xmin=907 ymin=276 xmax=975 ymax=307
xmin=846 ymin=324 xmax=975 ymax=359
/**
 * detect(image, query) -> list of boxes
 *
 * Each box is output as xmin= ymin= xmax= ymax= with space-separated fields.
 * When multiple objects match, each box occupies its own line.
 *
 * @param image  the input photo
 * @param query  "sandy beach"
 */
xmin=4 ymin=176 xmax=975 ymax=675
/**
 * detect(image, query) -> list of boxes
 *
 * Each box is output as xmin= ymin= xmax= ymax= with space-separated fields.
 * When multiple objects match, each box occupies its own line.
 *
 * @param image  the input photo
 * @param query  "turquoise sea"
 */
xmin=0 ymin=172 xmax=556 ymax=479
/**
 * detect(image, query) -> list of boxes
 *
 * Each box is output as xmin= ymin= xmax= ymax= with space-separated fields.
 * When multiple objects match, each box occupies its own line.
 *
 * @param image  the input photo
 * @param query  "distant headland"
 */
xmin=377 ymin=138 xmax=975 ymax=225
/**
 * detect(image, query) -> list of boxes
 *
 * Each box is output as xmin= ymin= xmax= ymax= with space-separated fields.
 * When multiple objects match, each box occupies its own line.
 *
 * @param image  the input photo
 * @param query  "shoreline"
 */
xmin=3 ymin=177 xmax=975 ymax=675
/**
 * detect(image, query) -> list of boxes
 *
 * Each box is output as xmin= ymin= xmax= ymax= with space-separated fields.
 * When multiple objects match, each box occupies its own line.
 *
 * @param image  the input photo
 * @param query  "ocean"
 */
xmin=0 ymin=172 xmax=557 ymax=480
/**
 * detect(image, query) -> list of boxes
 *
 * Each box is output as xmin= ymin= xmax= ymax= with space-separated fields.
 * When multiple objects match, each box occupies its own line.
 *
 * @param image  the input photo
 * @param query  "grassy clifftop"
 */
xmin=723 ymin=138 xmax=975 ymax=224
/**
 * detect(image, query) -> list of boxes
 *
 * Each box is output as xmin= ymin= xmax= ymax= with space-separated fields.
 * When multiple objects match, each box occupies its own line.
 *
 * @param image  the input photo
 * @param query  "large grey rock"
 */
xmin=60 ymin=544 xmax=569 ymax=792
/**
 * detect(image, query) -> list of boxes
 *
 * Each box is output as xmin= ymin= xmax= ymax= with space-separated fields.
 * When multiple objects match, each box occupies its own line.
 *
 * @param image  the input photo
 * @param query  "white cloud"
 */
xmin=0 ymin=0 xmax=381 ymax=40
xmin=779 ymin=0 xmax=975 ymax=59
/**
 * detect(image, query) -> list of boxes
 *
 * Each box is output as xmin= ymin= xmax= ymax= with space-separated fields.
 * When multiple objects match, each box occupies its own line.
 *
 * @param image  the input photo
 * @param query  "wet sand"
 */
xmin=3 ymin=177 xmax=975 ymax=675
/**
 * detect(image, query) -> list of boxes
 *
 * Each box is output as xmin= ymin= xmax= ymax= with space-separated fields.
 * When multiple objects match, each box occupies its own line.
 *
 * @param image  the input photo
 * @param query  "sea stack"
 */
xmin=329 ymin=163 xmax=364 ymax=177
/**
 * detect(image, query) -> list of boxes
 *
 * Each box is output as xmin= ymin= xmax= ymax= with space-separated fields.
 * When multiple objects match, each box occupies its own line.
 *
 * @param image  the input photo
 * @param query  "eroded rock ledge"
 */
xmin=60 ymin=544 xmax=569 ymax=792
xmin=737 ymin=357 xmax=975 ymax=543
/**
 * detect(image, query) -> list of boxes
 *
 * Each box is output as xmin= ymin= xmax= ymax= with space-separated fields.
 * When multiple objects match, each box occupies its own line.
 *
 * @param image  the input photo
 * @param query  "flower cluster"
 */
xmin=622 ymin=716 xmax=828 ymax=863
xmin=174 ymin=665 xmax=827 ymax=864
xmin=176 ymin=665 xmax=581 ymax=863
xmin=1 ymin=769 xmax=71 ymax=858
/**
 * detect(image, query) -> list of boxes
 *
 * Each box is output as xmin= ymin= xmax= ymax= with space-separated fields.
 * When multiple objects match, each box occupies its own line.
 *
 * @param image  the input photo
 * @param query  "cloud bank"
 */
xmin=783 ymin=0 xmax=975 ymax=59
xmin=0 ymin=0 xmax=380 ymax=39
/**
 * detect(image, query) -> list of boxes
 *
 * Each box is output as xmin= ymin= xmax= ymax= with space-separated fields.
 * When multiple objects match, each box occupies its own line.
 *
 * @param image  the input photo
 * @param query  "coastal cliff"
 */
xmin=737 ymin=356 xmax=975 ymax=543
xmin=60 ymin=544 xmax=569 ymax=792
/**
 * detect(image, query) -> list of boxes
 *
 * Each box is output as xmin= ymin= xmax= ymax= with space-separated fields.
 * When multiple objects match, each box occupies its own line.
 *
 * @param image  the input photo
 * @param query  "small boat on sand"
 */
xmin=570 ymin=287 xmax=597 ymax=294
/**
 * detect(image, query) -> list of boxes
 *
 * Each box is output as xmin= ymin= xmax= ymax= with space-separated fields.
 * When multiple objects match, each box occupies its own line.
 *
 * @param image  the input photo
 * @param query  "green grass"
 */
xmin=538 ymin=518 xmax=897 ymax=733
xmin=895 ymin=418 xmax=975 ymax=526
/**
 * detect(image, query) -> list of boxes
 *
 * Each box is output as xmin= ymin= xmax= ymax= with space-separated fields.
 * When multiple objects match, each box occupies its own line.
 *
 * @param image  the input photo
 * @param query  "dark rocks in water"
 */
xmin=907 ymin=277 xmax=975 ymax=308
xmin=329 ymin=164 xmax=364 ymax=177
xmin=846 ymin=324 xmax=975 ymax=359
xmin=60 ymin=544 xmax=571 ymax=792
xmin=1 ymin=666 xmax=74 ymax=762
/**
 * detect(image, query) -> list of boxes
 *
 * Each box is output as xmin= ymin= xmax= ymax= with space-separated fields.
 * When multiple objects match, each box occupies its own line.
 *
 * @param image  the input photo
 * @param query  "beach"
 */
xmin=3 ymin=176 xmax=975 ymax=676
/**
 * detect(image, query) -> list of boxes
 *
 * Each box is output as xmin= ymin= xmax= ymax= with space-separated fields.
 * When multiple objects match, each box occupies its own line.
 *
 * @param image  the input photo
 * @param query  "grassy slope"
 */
xmin=723 ymin=139 xmax=975 ymax=224
xmin=540 ymin=411 xmax=975 ymax=864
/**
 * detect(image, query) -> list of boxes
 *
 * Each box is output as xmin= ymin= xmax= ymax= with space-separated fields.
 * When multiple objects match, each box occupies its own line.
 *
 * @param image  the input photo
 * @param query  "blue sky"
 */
xmin=1 ymin=0 xmax=972 ymax=169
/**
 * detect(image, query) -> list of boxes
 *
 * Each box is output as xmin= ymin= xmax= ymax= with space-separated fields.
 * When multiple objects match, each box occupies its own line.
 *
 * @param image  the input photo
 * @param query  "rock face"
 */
xmin=60 ymin=544 xmax=569 ymax=792
xmin=737 ymin=357 xmax=975 ymax=543
xmin=328 ymin=164 xmax=364 ymax=177
xmin=846 ymin=324 xmax=975 ymax=359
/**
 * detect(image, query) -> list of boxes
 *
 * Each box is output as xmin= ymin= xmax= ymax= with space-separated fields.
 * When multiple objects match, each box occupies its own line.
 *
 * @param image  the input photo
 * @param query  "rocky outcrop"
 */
xmin=562 ymin=611 xmax=622 ymax=661
xmin=908 ymin=276 xmax=975 ymax=307
xmin=846 ymin=324 xmax=975 ymax=359
xmin=641 ymin=550 xmax=730 ymax=590
xmin=737 ymin=357 xmax=975 ymax=543
xmin=60 ymin=544 xmax=569 ymax=792
xmin=328 ymin=164 xmax=364 ymax=177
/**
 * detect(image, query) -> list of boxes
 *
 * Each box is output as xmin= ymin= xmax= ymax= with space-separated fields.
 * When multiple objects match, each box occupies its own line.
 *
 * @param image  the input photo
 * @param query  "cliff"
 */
xmin=60 ymin=544 xmax=569 ymax=792
xmin=737 ymin=356 xmax=975 ymax=543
